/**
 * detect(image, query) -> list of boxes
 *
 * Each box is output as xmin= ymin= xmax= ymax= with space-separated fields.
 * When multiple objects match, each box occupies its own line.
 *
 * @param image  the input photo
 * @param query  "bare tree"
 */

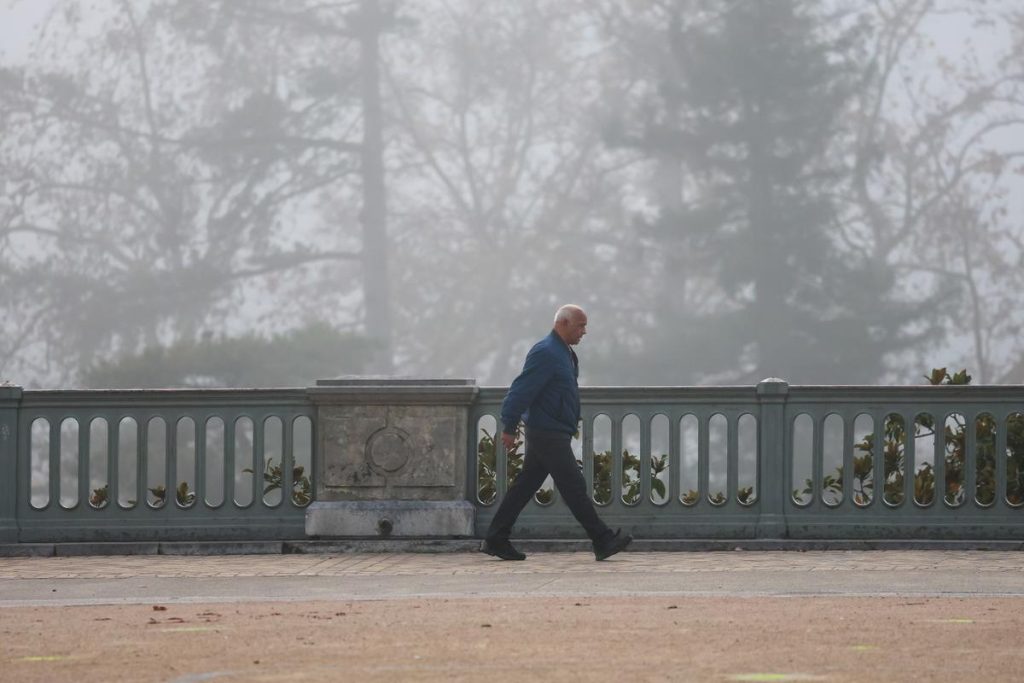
xmin=849 ymin=0 xmax=1024 ymax=383
xmin=382 ymin=0 xmax=643 ymax=382
xmin=0 ymin=0 xmax=399 ymax=385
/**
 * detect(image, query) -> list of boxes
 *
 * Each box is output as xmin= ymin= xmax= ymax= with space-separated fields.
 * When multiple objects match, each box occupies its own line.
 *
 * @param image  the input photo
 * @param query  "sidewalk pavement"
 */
xmin=3 ymin=551 xmax=1024 ymax=682
xmin=2 ymin=550 xmax=1023 ymax=607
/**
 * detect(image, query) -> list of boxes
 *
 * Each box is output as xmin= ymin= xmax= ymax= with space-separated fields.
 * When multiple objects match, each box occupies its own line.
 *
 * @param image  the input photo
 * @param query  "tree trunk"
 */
xmin=359 ymin=0 xmax=394 ymax=373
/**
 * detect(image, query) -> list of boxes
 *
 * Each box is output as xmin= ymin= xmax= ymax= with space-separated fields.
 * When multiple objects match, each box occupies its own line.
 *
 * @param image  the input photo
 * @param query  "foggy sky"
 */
xmin=1 ymin=1 xmax=1022 ymax=389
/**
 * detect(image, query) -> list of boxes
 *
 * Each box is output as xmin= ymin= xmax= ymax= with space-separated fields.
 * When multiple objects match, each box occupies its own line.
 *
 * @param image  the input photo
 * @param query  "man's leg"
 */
xmin=534 ymin=432 xmax=614 ymax=544
xmin=485 ymin=439 xmax=550 ymax=543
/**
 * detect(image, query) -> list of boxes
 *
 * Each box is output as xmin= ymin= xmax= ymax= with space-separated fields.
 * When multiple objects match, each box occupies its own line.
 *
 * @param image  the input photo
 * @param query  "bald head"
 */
xmin=553 ymin=304 xmax=587 ymax=345
xmin=553 ymin=304 xmax=585 ymax=325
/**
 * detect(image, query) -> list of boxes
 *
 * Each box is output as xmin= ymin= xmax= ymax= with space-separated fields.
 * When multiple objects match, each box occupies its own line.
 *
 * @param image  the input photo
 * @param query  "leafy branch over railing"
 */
xmin=477 ymin=427 xmax=554 ymax=505
xmin=477 ymin=426 xmax=748 ymax=506
xmin=88 ymin=482 xmax=194 ymax=508
xmin=88 ymin=458 xmax=314 ymax=509
xmin=795 ymin=368 xmax=1024 ymax=507
xmin=244 ymin=458 xmax=312 ymax=506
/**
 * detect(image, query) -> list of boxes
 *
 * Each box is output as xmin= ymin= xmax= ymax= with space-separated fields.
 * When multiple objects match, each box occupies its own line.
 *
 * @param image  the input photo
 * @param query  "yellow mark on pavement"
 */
xmin=728 ymin=675 xmax=826 ymax=682
xmin=16 ymin=655 xmax=74 ymax=662
xmin=927 ymin=619 xmax=975 ymax=624
xmin=159 ymin=627 xmax=222 ymax=633
xmin=850 ymin=645 xmax=879 ymax=651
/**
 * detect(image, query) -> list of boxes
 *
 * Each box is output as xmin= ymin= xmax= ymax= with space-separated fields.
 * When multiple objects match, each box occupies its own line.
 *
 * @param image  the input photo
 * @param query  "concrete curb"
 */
xmin=3 ymin=538 xmax=1024 ymax=557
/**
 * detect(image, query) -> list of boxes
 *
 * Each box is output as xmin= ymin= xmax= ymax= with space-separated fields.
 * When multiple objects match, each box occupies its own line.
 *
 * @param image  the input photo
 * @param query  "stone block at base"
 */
xmin=305 ymin=500 xmax=475 ymax=538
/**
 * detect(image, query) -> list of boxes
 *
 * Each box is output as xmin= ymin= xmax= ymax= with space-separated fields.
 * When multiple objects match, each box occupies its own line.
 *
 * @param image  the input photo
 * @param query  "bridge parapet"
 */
xmin=1 ymin=379 xmax=1022 ymax=543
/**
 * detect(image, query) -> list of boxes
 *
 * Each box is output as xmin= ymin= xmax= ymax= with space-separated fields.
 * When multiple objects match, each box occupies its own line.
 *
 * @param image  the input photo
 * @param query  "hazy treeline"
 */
xmin=1 ymin=0 xmax=1022 ymax=389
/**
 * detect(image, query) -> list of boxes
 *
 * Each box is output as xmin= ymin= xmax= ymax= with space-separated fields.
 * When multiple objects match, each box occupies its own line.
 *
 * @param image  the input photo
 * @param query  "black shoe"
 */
xmin=594 ymin=529 xmax=632 ymax=561
xmin=480 ymin=539 xmax=526 ymax=561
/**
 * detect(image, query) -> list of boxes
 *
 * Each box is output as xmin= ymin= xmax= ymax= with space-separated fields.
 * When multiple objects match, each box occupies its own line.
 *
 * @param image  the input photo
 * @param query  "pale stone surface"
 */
xmin=304 ymin=501 xmax=474 ymax=538
xmin=317 ymin=405 xmax=464 ymax=499
xmin=308 ymin=379 xmax=477 ymax=537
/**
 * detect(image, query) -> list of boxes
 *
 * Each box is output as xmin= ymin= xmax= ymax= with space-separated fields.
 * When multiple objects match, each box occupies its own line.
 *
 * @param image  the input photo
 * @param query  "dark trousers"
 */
xmin=486 ymin=428 xmax=613 ymax=544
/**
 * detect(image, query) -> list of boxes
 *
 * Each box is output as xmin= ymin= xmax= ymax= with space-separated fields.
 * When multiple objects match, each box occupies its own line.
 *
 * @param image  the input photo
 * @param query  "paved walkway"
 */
xmin=3 ymin=551 xmax=1024 ymax=682
xmin=1 ymin=550 xmax=1023 ymax=606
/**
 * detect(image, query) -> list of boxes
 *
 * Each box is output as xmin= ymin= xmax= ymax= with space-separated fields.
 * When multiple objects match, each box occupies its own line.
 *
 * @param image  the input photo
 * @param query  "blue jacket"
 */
xmin=501 ymin=330 xmax=580 ymax=436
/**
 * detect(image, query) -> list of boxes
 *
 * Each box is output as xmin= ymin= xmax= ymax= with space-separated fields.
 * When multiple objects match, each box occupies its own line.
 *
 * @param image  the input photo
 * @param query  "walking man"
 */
xmin=481 ymin=304 xmax=632 ymax=561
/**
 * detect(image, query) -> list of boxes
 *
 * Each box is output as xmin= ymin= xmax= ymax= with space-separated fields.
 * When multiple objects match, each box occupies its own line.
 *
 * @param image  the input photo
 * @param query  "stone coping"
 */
xmin=316 ymin=378 xmax=475 ymax=386
xmin=307 ymin=385 xmax=479 ymax=405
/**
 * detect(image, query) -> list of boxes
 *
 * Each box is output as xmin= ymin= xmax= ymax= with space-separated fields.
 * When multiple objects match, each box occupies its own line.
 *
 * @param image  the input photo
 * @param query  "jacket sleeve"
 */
xmin=500 ymin=345 xmax=554 ymax=435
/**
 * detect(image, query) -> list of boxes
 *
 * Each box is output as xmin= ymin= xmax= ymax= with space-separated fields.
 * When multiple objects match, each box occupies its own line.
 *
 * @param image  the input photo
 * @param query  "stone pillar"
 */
xmin=305 ymin=378 xmax=478 ymax=538
xmin=755 ymin=378 xmax=789 ymax=539
xmin=0 ymin=386 xmax=22 ymax=542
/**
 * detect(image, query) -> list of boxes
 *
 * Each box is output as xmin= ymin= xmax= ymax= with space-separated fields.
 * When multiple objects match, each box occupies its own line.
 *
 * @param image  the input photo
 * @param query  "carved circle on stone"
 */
xmin=366 ymin=427 xmax=412 ymax=473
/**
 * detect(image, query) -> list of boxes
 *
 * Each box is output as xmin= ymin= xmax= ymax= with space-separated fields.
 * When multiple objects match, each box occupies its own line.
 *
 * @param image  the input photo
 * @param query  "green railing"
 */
xmin=469 ymin=381 xmax=1024 ymax=539
xmin=2 ymin=380 xmax=1022 ymax=543
xmin=0 ymin=387 xmax=314 ymax=542
xmin=782 ymin=384 xmax=1024 ymax=539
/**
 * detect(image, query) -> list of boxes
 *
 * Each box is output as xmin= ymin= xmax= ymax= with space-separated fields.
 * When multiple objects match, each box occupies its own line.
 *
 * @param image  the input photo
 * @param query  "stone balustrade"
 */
xmin=0 ymin=379 xmax=1022 ymax=544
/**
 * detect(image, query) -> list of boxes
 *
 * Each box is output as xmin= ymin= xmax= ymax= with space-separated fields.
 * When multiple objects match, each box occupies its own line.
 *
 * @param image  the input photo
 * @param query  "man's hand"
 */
xmin=501 ymin=431 xmax=517 ymax=451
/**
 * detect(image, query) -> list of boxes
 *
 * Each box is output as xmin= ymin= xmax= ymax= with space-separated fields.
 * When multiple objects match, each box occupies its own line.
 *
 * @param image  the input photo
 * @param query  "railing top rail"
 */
xmin=18 ymin=388 xmax=313 ymax=409
xmin=475 ymin=383 xmax=1024 ymax=407
xmin=785 ymin=384 xmax=1024 ymax=404
xmin=475 ymin=386 xmax=760 ymax=406
xmin=10 ymin=382 xmax=1023 ymax=411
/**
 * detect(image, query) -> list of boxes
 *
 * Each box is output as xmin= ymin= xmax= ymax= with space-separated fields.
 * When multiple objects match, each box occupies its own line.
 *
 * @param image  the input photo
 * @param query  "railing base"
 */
xmin=305 ymin=500 xmax=475 ymax=538
xmin=0 ymin=522 xmax=17 ymax=543
xmin=5 ymin=537 xmax=1024 ymax=557
xmin=15 ymin=517 xmax=306 ymax=543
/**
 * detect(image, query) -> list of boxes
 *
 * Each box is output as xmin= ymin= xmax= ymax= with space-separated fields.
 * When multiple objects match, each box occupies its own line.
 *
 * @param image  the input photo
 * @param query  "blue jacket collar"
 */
xmin=548 ymin=329 xmax=570 ymax=350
